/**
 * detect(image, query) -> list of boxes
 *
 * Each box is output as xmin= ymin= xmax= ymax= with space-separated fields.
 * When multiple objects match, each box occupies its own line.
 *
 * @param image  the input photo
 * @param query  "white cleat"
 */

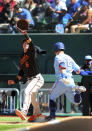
xmin=15 ymin=109 xmax=26 ymax=120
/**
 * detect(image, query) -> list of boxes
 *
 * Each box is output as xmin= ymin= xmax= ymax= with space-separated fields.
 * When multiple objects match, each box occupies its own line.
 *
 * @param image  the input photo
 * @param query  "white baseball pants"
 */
xmin=21 ymin=73 xmax=44 ymax=115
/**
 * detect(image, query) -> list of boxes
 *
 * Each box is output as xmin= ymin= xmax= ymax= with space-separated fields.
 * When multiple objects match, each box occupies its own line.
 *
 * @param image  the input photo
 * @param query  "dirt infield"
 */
xmin=13 ymin=116 xmax=92 ymax=131
xmin=0 ymin=116 xmax=92 ymax=131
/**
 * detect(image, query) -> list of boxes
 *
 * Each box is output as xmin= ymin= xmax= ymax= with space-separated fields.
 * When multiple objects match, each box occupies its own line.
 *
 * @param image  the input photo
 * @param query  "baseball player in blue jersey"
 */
xmin=46 ymin=42 xmax=86 ymax=121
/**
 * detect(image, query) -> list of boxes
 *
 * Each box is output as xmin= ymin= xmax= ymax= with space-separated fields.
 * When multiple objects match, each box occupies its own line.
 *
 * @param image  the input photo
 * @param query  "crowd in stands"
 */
xmin=0 ymin=0 xmax=92 ymax=33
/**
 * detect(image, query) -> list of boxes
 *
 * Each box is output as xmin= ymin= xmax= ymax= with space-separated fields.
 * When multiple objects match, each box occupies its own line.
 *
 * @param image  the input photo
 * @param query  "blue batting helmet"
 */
xmin=54 ymin=42 xmax=65 ymax=52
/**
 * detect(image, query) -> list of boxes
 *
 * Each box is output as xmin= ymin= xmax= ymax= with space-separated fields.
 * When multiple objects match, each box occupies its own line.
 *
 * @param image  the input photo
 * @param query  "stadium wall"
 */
xmin=0 ymin=33 xmax=92 ymax=74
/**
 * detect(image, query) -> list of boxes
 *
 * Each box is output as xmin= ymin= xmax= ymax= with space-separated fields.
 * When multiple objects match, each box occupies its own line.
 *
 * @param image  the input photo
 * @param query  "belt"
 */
xmin=28 ymin=76 xmax=36 ymax=81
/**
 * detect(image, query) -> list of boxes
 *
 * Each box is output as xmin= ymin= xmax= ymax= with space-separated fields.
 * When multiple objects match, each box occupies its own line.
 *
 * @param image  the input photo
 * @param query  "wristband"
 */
xmin=61 ymin=73 xmax=67 ymax=78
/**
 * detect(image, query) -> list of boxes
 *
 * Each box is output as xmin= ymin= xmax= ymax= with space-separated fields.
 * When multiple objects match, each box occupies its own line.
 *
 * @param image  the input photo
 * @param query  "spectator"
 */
xmin=49 ymin=0 xmax=67 ymax=23
xmin=0 ymin=0 xmax=17 ymax=33
xmin=0 ymin=2 xmax=11 ymax=23
xmin=14 ymin=4 xmax=35 ymax=26
xmin=61 ymin=9 xmax=73 ymax=32
xmin=31 ymin=0 xmax=51 ymax=24
xmin=70 ymin=1 xmax=89 ymax=33
xmin=0 ymin=2 xmax=12 ymax=33
xmin=0 ymin=0 xmax=4 ymax=13
xmin=70 ymin=0 xmax=92 ymax=33
xmin=55 ymin=9 xmax=72 ymax=33
xmin=67 ymin=0 xmax=81 ymax=17
xmin=9 ymin=4 xmax=35 ymax=33
xmin=24 ymin=0 xmax=37 ymax=14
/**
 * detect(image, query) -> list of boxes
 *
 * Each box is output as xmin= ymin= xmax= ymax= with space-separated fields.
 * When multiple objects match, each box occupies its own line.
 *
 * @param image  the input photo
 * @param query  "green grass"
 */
xmin=0 ymin=124 xmax=29 ymax=131
xmin=0 ymin=116 xmax=32 ymax=131
xmin=0 ymin=117 xmax=25 ymax=122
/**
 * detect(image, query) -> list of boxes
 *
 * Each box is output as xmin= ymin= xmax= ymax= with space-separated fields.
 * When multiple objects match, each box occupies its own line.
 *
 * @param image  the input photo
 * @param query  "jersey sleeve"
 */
xmin=27 ymin=41 xmax=35 ymax=56
xmin=72 ymin=59 xmax=80 ymax=72
xmin=55 ymin=56 xmax=65 ymax=69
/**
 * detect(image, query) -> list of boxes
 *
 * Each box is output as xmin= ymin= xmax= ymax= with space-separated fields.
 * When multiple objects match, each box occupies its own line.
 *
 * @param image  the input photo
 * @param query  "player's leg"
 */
xmin=31 ymin=74 xmax=44 ymax=115
xmin=65 ymin=89 xmax=82 ymax=105
xmin=31 ymin=92 xmax=41 ymax=115
xmin=70 ymin=25 xmax=78 ymax=33
xmin=76 ymin=24 xmax=88 ymax=33
xmin=15 ymin=80 xmax=34 ymax=120
xmin=46 ymin=80 xmax=65 ymax=120
xmin=15 ymin=82 xmax=28 ymax=120
xmin=15 ymin=74 xmax=44 ymax=120
xmin=65 ymin=84 xmax=86 ymax=105
xmin=28 ymin=74 xmax=44 ymax=121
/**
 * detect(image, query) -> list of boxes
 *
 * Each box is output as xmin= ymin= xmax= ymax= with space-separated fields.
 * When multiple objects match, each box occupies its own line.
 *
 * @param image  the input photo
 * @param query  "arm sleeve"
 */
xmin=72 ymin=59 xmax=80 ymax=72
xmin=85 ymin=70 xmax=92 ymax=75
xmin=80 ymin=70 xmax=88 ymax=76
xmin=28 ymin=41 xmax=35 ymax=56
xmin=18 ymin=68 xmax=24 ymax=77
xmin=14 ymin=69 xmax=24 ymax=83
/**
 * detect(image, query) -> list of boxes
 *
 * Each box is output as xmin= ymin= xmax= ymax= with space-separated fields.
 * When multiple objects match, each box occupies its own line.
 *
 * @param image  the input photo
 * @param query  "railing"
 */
xmin=0 ymin=88 xmax=19 ymax=114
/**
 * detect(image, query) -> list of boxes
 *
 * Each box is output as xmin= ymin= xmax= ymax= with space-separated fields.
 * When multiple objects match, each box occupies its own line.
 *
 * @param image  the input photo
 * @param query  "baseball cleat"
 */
xmin=15 ymin=109 xmax=26 ymax=120
xmin=28 ymin=114 xmax=42 ymax=122
xmin=73 ymin=86 xmax=86 ymax=92
xmin=45 ymin=116 xmax=55 ymax=121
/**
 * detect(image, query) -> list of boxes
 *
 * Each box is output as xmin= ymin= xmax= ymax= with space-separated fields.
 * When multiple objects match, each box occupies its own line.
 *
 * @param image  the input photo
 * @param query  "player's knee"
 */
xmin=50 ymin=95 xmax=56 ymax=102
xmin=24 ymin=89 xmax=30 ymax=95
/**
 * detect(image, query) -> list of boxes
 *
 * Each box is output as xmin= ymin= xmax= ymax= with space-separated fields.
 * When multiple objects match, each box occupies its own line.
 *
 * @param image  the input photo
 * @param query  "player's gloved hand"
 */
xmin=8 ymin=80 xmax=15 ymax=85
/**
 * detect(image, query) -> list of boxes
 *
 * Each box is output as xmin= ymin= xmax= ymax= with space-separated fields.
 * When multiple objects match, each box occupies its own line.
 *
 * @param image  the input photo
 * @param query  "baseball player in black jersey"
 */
xmin=8 ymin=32 xmax=44 ymax=122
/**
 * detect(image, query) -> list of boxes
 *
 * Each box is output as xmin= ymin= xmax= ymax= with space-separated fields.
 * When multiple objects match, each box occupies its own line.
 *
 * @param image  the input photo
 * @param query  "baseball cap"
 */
xmin=84 ymin=55 xmax=92 ymax=60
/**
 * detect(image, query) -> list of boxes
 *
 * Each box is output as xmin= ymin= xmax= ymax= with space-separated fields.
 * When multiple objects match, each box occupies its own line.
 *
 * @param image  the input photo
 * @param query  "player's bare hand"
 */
xmin=8 ymin=80 xmax=15 ymax=85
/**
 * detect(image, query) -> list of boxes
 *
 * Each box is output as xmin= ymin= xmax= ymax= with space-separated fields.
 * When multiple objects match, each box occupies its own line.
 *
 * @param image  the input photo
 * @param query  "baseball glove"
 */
xmin=16 ymin=19 xmax=29 ymax=32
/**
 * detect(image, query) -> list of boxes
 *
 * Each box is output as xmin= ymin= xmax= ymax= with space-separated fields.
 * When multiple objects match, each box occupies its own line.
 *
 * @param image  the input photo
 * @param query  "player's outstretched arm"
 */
xmin=16 ymin=19 xmax=32 ymax=43
xmin=8 ymin=75 xmax=22 ymax=85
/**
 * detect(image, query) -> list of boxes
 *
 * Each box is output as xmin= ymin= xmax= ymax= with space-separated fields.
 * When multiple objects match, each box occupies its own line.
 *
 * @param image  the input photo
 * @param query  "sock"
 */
xmin=74 ymin=90 xmax=81 ymax=103
xmin=49 ymin=99 xmax=56 ymax=118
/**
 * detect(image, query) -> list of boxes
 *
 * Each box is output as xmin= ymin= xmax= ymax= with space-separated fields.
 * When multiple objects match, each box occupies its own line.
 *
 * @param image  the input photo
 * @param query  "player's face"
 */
xmin=85 ymin=60 xmax=92 ymax=67
xmin=23 ymin=42 xmax=29 ymax=51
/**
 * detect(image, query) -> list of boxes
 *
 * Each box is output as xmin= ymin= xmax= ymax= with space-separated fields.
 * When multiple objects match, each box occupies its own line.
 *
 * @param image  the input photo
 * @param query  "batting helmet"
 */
xmin=84 ymin=55 xmax=92 ymax=60
xmin=54 ymin=42 xmax=65 ymax=52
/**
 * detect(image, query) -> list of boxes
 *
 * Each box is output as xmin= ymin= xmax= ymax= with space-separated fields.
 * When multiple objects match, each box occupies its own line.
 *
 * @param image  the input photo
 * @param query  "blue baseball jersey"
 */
xmin=17 ymin=8 xmax=35 ymax=26
xmin=50 ymin=52 xmax=82 ymax=104
xmin=54 ymin=53 xmax=80 ymax=79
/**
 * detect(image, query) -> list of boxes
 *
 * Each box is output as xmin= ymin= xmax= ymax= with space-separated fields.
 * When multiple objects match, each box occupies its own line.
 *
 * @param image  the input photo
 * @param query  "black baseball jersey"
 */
xmin=18 ymin=41 xmax=40 ymax=79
